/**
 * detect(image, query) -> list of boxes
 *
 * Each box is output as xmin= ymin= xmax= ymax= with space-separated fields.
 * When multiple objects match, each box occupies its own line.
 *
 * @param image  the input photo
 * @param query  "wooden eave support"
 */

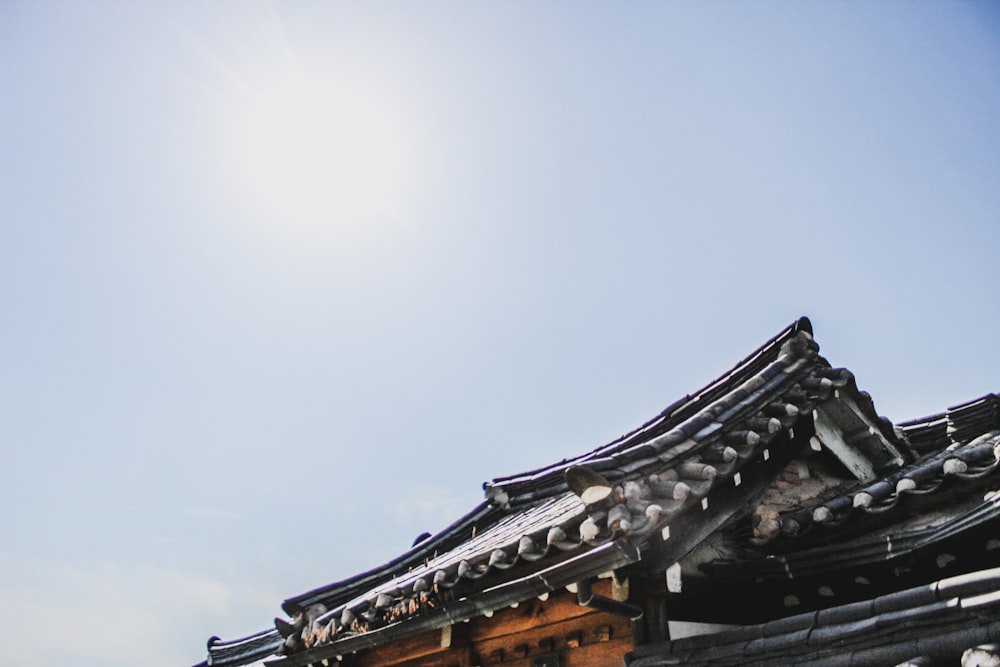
xmin=812 ymin=394 xmax=905 ymax=482
xmin=576 ymin=578 xmax=646 ymax=645
xmin=812 ymin=405 xmax=877 ymax=481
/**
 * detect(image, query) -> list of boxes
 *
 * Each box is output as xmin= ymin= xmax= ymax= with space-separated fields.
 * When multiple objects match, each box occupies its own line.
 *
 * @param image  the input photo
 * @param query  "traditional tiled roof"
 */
xmin=758 ymin=429 xmax=1000 ymax=544
xmin=194 ymin=317 xmax=1000 ymax=667
xmin=481 ymin=317 xmax=836 ymax=508
xmin=193 ymin=629 xmax=282 ymax=667
xmin=626 ymin=567 xmax=1000 ymax=666
xmin=899 ymin=394 xmax=1000 ymax=454
xmin=701 ymin=489 xmax=1000 ymax=583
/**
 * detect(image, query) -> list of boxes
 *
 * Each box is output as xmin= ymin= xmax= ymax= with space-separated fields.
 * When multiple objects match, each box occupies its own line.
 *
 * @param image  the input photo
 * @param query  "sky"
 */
xmin=1 ymin=2 xmax=998 ymax=666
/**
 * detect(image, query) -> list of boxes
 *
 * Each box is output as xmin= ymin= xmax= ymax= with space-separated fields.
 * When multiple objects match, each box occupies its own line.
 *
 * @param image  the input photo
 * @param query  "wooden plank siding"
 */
xmin=350 ymin=581 xmax=635 ymax=667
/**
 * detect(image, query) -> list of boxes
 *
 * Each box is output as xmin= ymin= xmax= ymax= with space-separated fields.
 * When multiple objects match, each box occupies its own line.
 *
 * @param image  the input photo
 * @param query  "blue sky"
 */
xmin=1 ymin=2 xmax=998 ymax=666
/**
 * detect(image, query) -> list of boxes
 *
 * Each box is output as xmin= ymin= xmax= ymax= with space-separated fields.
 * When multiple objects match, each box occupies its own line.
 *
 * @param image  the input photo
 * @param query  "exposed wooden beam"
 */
xmin=813 ymin=406 xmax=876 ymax=481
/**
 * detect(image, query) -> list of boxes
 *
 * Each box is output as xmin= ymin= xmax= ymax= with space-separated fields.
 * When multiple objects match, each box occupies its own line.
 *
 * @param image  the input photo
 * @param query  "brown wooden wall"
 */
xmin=351 ymin=581 xmax=633 ymax=667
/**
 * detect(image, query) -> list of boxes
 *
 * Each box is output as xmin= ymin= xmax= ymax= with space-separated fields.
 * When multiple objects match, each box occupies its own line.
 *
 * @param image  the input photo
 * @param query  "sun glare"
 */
xmin=231 ymin=78 xmax=409 ymax=238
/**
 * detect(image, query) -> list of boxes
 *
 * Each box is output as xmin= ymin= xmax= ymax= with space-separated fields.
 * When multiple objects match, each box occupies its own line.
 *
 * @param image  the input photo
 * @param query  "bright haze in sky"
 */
xmin=1 ymin=3 xmax=998 ymax=666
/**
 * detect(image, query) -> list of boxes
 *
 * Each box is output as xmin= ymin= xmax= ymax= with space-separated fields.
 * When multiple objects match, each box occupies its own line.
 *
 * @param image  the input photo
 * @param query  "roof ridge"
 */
xmin=485 ymin=317 xmax=814 ymax=497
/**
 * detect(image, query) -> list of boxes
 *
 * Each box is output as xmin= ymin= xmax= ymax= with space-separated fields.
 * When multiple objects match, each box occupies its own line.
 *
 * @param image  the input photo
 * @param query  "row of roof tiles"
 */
xmin=764 ymin=430 xmax=1000 ymax=542
xmin=196 ymin=319 xmax=998 ymax=667
xmin=702 ymin=489 xmax=1000 ymax=584
xmin=627 ymin=567 xmax=1000 ymax=667
xmin=278 ymin=329 xmax=843 ymax=654
xmin=276 ymin=327 xmax=918 ymax=659
xmin=278 ymin=318 xmax=817 ymax=619
xmin=900 ymin=393 xmax=1000 ymax=453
